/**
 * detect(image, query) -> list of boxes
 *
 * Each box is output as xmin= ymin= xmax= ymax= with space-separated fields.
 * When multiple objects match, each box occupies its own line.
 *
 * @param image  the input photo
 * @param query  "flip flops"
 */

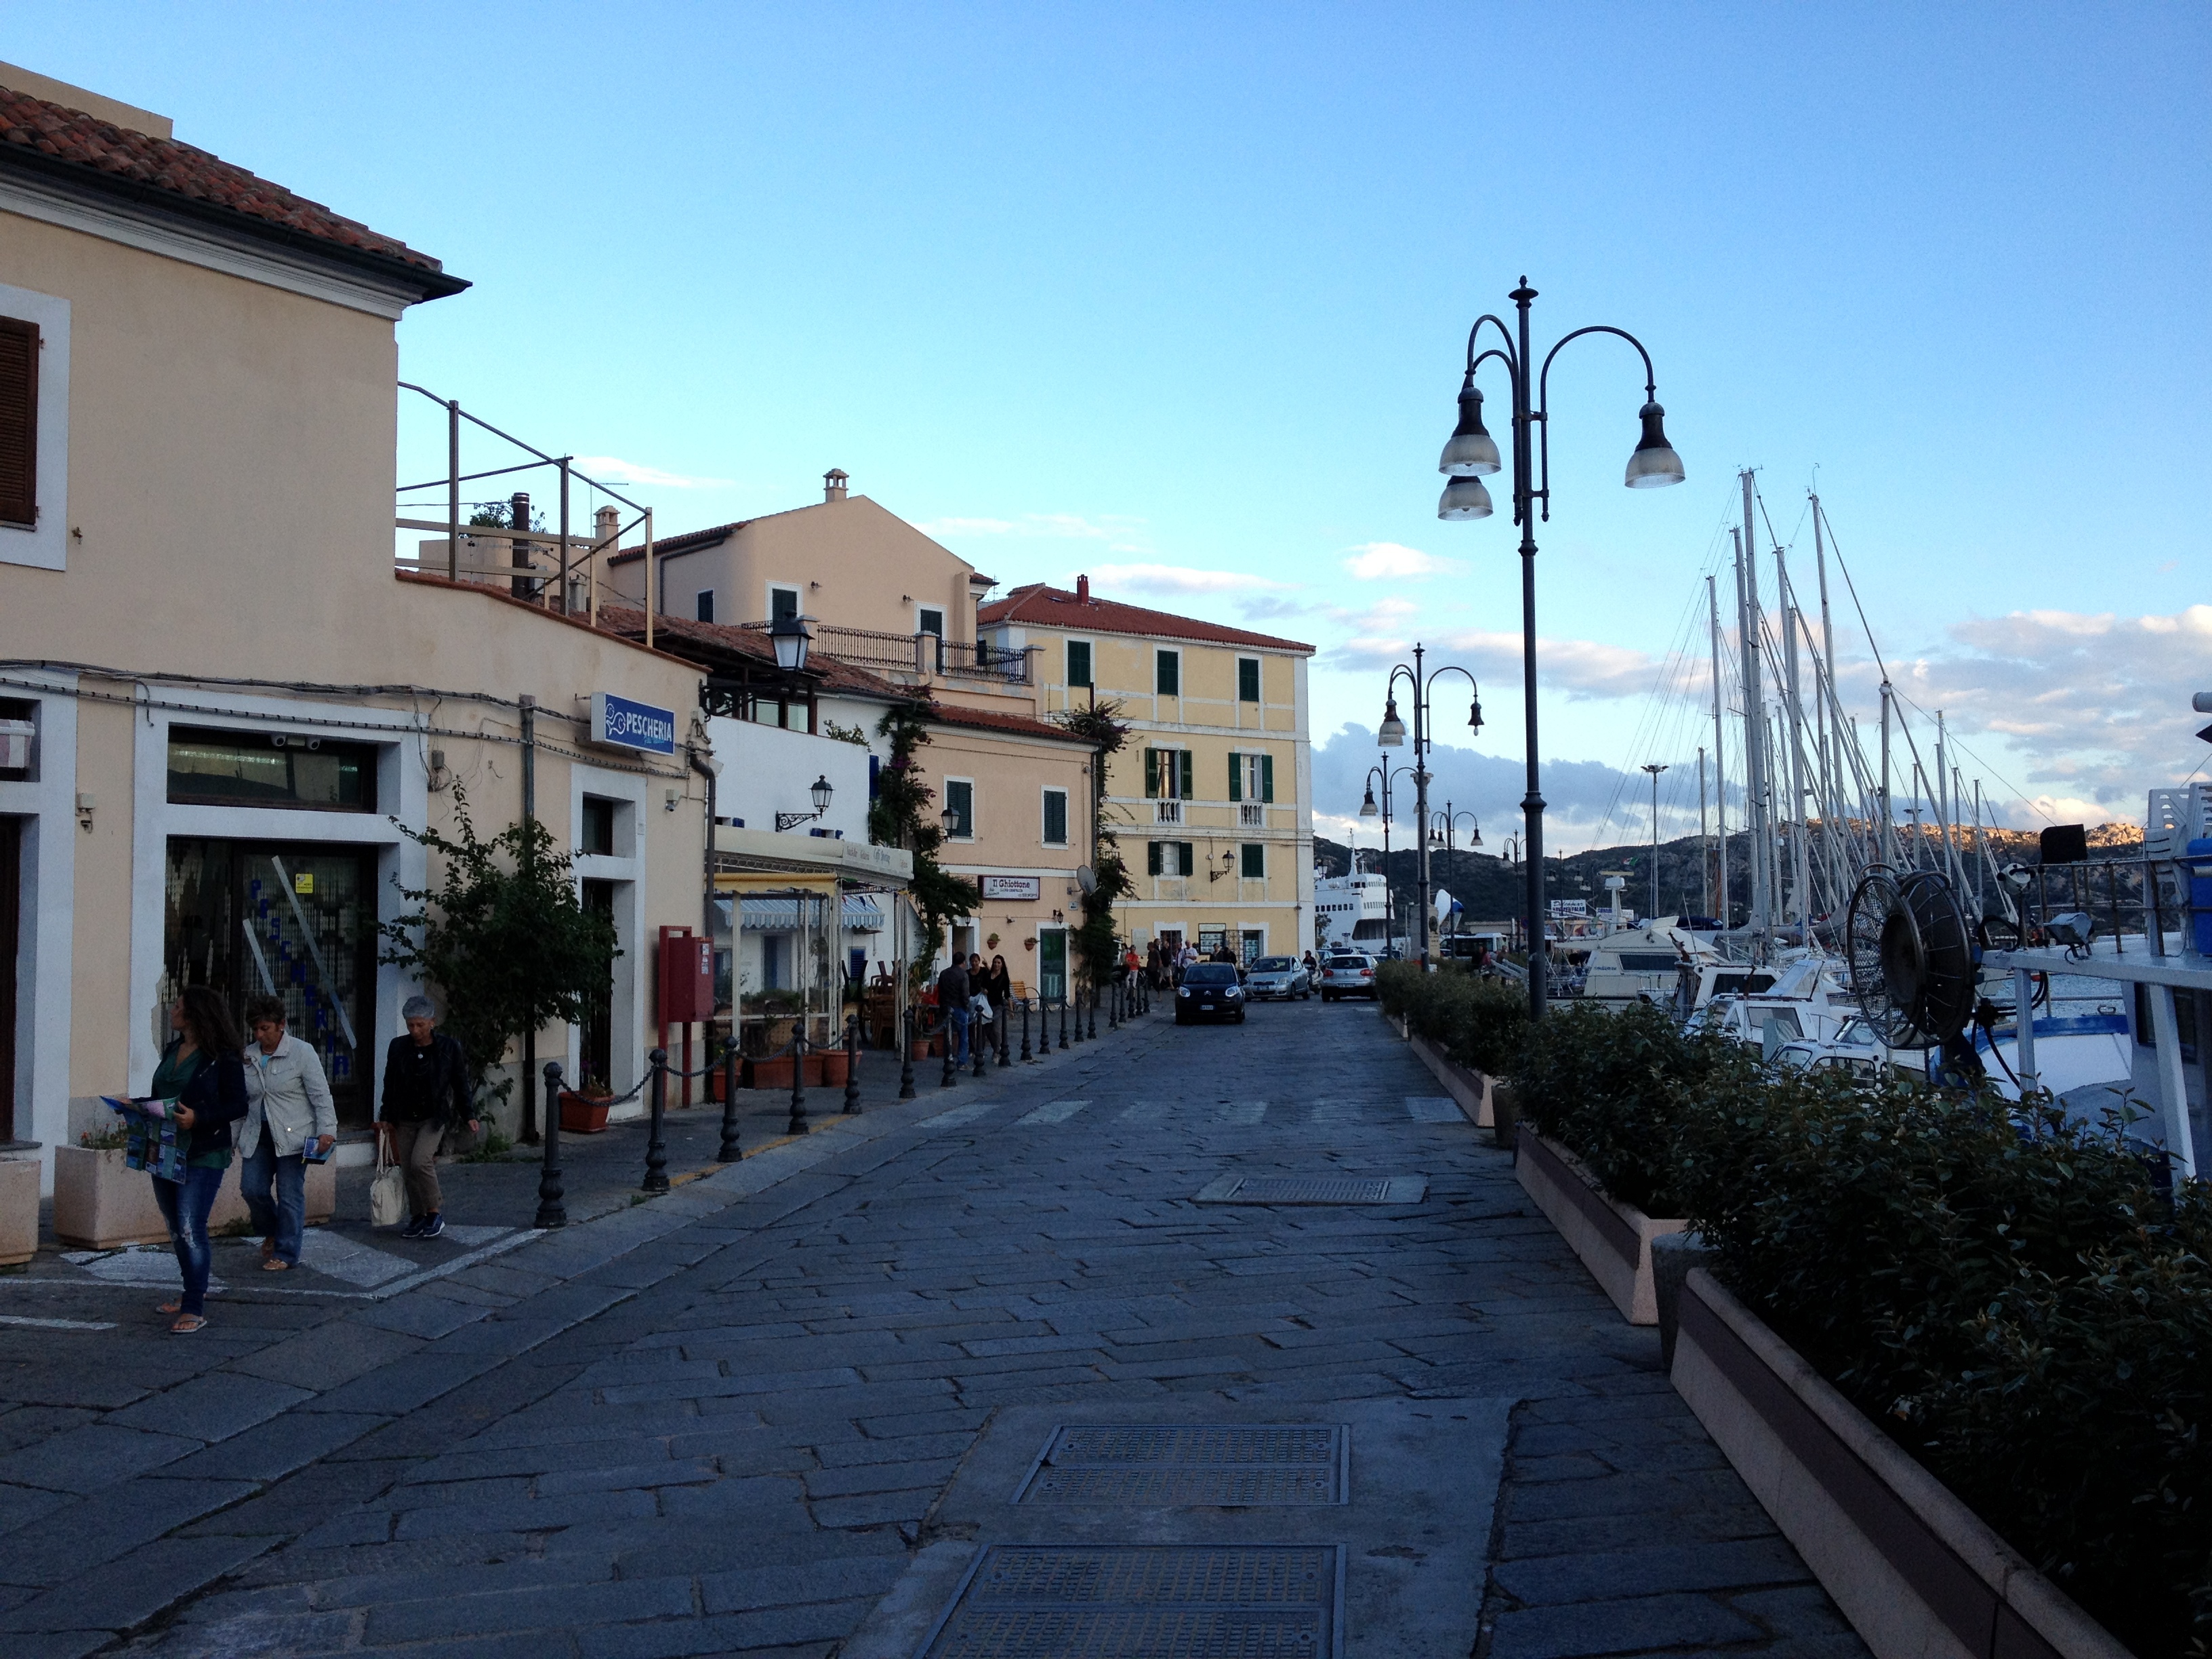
xmin=261 ymin=1258 xmax=293 ymax=1273
xmin=169 ymin=1314 xmax=207 ymax=1334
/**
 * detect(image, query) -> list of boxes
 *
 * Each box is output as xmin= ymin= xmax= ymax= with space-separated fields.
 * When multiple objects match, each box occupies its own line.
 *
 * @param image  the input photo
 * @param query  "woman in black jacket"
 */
xmin=150 ymin=985 xmax=249 ymax=1333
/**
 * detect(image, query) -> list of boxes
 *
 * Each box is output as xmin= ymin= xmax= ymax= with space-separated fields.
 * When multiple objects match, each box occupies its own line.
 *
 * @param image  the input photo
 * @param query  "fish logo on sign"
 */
xmin=590 ymin=693 xmax=677 ymax=755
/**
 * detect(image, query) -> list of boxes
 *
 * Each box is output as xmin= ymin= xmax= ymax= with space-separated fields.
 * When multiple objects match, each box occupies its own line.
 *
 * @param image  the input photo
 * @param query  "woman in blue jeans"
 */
xmin=148 ymin=986 xmax=248 ymax=1334
xmin=239 ymin=994 xmax=336 ymax=1273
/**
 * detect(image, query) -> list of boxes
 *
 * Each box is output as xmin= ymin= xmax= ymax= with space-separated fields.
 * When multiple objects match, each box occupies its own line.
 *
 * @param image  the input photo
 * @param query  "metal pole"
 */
xmin=844 ymin=1015 xmax=862 ymax=1114
xmin=1698 ymin=747 xmax=1710 ymax=918
xmin=644 ymin=506 xmax=656 ymax=651
xmin=899 ymin=1007 xmax=917 ymax=1099
xmin=533 ymin=1061 xmax=566 ymax=1227
xmin=1880 ymin=682 xmax=1894 ymax=865
xmin=446 ymin=398 xmax=461 ymax=583
xmin=558 ymin=457 xmax=572 ymax=616
xmin=1641 ymin=764 xmax=1666 ymax=921
xmin=1087 ymin=986 xmax=1098 ymax=1041
xmin=1412 ymin=644 xmax=1433 ymax=968
xmin=519 ymin=695 xmax=538 ymax=1145
xmin=1512 ymin=280 xmax=1547 ymax=1021
xmin=1709 ymin=574 xmax=1729 ymax=929
xmin=1059 ymin=993 xmax=1069 ymax=1050
xmin=718 ymin=1038 xmax=741 ymax=1160
xmin=642 ymin=1049 xmax=668 ymax=1193
xmin=1000 ymin=993 xmax=1013 ymax=1064
xmin=791 ymin=1029 xmax=813 ymax=1130
xmin=1020 ymin=996 xmax=1032 ymax=1062
xmin=1738 ymin=491 xmax=1769 ymax=936
xmin=941 ymin=1012 xmax=956 ymax=1086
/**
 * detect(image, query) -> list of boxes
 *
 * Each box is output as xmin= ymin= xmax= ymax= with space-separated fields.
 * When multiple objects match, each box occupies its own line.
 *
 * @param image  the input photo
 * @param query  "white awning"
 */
xmin=735 ymin=895 xmax=884 ymax=932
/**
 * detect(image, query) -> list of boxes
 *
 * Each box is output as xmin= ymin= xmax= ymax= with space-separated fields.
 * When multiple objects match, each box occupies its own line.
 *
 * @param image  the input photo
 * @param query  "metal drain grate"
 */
xmin=1193 ymin=1174 xmax=1427 ymax=1206
xmin=918 ymin=1544 xmax=1343 ymax=1658
xmin=1017 ymin=1423 xmax=1349 ymax=1506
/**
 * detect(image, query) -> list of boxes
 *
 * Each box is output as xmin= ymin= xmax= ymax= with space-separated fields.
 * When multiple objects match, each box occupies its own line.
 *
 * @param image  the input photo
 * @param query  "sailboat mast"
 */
xmin=1738 ymin=471 xmax=1768 ymax=937
xmin=1698 ymin=745 xmax=1711 ymax=918
xmin=1708 ymin=573 xmax=1730 ymax=930
xmin=1778 ymin=548 xmax=1811 ymax=928
xmin=1879 ymin=681 xmax=1895 ymax=865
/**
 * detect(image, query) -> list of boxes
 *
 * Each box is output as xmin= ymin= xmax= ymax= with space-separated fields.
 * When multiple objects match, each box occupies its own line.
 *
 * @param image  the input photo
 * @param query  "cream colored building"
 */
xmin=0 ymin=67 xmax=723 ymax=1176
xmin=983 ymin=578 xmax=1316 ymax=962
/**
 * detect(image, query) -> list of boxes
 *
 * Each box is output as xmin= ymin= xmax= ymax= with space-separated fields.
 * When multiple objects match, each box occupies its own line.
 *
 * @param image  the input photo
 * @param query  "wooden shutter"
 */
xmin=1178 ymin=751 xmax=1193 ymax=799
xmin=0 ymin=318 xmax=37 ymax=528
xmin=1147 ymin=840 xmax=1162 ymax=876
xmin=1177 ymin=841 xmax=1194 ymax=876
xmin=1143 ymin=748 xmax=1158 ymax=798
xmin=1261 ymin=754 xmax=1275 ymax=803
xmin=1227 ymin=753 xmax=1242 ymax=802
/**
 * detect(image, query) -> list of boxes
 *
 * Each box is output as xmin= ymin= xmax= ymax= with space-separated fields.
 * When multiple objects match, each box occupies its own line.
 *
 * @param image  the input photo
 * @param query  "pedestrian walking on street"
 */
xmin=985 ymin=954 xmax=1012 ymax=1027
xmin=377 ymin=996 xmax=478 ymax=1240
xmin=149 ymin=986 xmax=249 ymax=1334
xmin=937 ymin=955 xmax=972 ymax=1067
xmin=239 ymin=994 xmax=337 ymax=1273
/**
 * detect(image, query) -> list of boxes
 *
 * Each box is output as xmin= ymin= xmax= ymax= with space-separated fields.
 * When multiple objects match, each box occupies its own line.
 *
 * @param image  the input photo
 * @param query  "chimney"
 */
xmin=823 ymin=468 xmax=849 ymax=504
xmin=509 ymin=492 xmax=534 ymax=600
xmin=594 ymin=505 xmax=619 ymax=547
xmin=1076 ymin=574 xmax=1090 ymax=602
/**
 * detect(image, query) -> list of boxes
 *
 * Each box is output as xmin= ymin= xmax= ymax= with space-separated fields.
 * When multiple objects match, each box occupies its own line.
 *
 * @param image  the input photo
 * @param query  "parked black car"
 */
xmin=1174 ymin=962 xmax=1246 ymax=1024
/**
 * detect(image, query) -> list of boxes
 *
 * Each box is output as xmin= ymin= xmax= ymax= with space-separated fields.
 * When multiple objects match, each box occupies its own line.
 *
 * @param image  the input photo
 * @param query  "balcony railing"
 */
xmin=1239 ymin=802 xmax=1265 ymax=827
xmin=736 ymin=622 xmax=1038 ymax=686
xmin=1155 ymin=800 xmax=1183 ymax=825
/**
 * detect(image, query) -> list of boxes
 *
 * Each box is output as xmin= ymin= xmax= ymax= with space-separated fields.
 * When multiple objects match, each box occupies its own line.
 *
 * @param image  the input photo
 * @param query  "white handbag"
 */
xmin=369 ymin=1135 xmax=406 ymax=1227
xmin=970 ymin=991 xmax=993 ymax=1025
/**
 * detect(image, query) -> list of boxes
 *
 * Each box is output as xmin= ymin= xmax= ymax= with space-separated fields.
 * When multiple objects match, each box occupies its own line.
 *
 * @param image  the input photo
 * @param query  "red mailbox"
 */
xmin=658 ymin=925 xmax=714 ymax=1025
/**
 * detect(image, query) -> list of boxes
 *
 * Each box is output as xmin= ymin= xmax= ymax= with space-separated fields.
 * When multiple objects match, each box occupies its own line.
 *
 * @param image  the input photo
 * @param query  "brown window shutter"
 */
xmin=0 ymin=318 xmax=35 ymax=528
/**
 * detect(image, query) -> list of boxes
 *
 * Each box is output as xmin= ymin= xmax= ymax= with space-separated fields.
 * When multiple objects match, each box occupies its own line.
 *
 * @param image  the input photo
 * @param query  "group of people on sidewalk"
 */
xmin=929 ymin=951 xmax=1013 ymax=1067
xmin=142 ymin=987 xmax=477 ymax=1334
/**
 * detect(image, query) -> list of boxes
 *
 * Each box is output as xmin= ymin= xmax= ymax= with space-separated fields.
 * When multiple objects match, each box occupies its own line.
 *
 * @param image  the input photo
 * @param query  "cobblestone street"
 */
xmin=0 ymin=1000 xmax=1864 ymax=1659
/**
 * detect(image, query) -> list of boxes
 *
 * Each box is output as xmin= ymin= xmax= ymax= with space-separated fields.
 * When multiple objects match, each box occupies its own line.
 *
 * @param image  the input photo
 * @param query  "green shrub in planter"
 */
xmin=1513 ymin=998 xmax=1744 ymax=1216
xmin=1377 ymin=962 xmax=1530 ymax=1081
xmin=1673 ymin=1067 xmax=2212 ymax=1656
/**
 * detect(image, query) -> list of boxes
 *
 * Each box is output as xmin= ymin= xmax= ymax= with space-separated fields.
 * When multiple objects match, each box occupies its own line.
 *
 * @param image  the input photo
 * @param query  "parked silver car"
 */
xmin=1244 ymin=956 xmax=1312 ymax=1001
xmin=1317 ymin=953 xmax=1379 ymax=1001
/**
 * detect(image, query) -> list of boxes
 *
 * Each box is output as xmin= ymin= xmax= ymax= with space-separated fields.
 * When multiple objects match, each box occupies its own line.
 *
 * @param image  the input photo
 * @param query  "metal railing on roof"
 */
xmin=733 ymin=621 xmax=1039 ymax=686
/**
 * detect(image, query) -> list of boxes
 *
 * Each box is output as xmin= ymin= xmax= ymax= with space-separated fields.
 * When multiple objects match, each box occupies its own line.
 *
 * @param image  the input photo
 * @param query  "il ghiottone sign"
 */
xmin=980 ymin=874 xmax=1042 ymax=901
xmin=588 ymin=693 xmax=677 ymax=755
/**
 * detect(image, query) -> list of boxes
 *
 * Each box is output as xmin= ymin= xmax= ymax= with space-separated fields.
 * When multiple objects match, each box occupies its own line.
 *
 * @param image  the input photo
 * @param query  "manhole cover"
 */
xmin=1017 ymin=1424 xmax=1348 ymax=1506
xmin=918 ymin=1544 xmax=1343 ymax=1658
xmin=1193 ymin=1175 xmax=1427 ymax=1206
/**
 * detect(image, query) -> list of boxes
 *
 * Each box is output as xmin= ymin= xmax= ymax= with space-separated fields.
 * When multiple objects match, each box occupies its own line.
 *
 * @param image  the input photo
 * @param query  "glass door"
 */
xmin=1038 ymin=929 xmax=1067 ymax=1004
xmin=0 ymin=817 xmax=17 ymax=1143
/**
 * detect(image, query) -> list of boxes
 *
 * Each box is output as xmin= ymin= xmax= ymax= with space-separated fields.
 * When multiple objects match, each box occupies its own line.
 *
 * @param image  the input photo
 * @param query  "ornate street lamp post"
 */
xmin=1436 ymin=277 xmax=1684 ymax=1021
xmin=1358 ymin=761 xmax=1417 ymax=959
xmin=1377 ymin=648 xmax=1481 ymax=968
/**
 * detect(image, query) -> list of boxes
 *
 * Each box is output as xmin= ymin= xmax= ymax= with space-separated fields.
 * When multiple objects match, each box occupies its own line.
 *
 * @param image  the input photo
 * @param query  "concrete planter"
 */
xmin=1404 ymin=1029 xmax=1492 ymax=1127
xmin=1671 ymin=1268 xmax=2130 ymax=1659
xmin=0 ymin=1155 xmax=39 ymax=1265
xmin=1513 ymin=1124 xmax=1687 ymax=1324
xmin=53 ymin=1144 xmax=335 ymax=1249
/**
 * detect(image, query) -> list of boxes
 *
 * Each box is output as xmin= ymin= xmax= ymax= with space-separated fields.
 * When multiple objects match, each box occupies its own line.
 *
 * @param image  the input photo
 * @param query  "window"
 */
xmin=918 ymin=607 xmax=945 ymax=638
xmin=1146 ymin=840 xmax=1195 ymax=877
xmin=944 ymin=778 xmax=974 ymax=840
xmin=695 ymin=589 xmax=715 ymax=623
xmin=1042 ymin=787 xmax=1069 ymax=847
xmin=580 ymin=796 xmax=618 ymax=857
xmin=1155 ymin=649 xmax=1180 ymax=697
xmin=1240 ymin=843 xmax=1265 ymax=879
xmin=769 ymin=586 xmax=800 ymax=623
xmin=1237 ymin=657 xmax=1260 ymax=703
xmin=0 ymin=316 xmax=35 ymax=528
xmin=166 ymin=727 xmax=375 ymax=812
xmin=1143 ymin=747 xmax=1193 ymax=800
xmin=1067 ymin=640 xmax=1092 ymax=688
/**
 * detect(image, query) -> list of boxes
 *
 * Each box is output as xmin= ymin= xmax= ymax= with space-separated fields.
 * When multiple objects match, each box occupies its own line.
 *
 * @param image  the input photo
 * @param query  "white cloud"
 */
xmin=1340 ymin=541 xmax=1465 ymax=581
xmin=1325 ymin=607 xmax=1677 ymax=701
xmin=1088 ymin=563 xmax=1292 ymax=596
xmin=571 ymin=456 xmax=732 ymax=489
xmin=919 ymin=511 xmax=1151 ymax=553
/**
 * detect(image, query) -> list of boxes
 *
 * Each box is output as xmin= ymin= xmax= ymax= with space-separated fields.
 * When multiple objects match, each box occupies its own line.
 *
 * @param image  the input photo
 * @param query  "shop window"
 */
xmin=580 ymin=796 xmax=619 ymax=857
xmin=167 ymin=727 xmax=375 ymax=812
xmin=1067 ymin=640 xmax=1092 ymax=688
xmin=1241 ymin=843 xmax=1265 ymax=879
xmin=1155 ymin=649 xmax=1180 ymax=697
xmin=1042 ymin=787 xmax=1069 ymax=847
xmin=1238 ymin=657 xmax=1260 ymax=702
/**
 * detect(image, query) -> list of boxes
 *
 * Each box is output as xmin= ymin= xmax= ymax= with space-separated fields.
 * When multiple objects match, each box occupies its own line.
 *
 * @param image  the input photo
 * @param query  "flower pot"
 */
xmin=751 ymin=1056 xmax=798 ymax=1090
xmin=0 ymin=1155 xmax=39 ymax=1265
xmin=909 ymin=1037 xmax=939 ymax=1061
xmin=818 ymin=1050 xmax=851 ymax=1086
xmin=558 ymin=1091 xmax=613 ymax=1134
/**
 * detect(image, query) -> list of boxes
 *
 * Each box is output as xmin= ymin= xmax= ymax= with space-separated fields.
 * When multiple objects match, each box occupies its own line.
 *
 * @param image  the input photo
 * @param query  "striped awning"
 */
xmin=731 ymin=896 xmax=884 ymax=932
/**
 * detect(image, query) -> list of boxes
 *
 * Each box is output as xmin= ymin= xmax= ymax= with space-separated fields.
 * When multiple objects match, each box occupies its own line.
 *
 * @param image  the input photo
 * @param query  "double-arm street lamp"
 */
xmin=1429 ymin=804 xmax=1481 ymax=854
xmin=1377 ymin=645 xmax=1481 ymax=969
xmin=1358 ymin=760 xmax=1417 ymax=959
xmin=1435 ymin=277 xmax=1684 ymax=1021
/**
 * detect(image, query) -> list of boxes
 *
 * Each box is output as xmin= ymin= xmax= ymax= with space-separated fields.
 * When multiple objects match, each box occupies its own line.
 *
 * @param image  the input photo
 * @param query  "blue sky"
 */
xmin=22 ymin=3 xmax=2209 ymax=846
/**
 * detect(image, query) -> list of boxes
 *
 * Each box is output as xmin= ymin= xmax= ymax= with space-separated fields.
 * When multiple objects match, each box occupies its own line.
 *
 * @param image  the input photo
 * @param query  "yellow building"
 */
xmin=983 ymin=578 xmax=1315 ymax=962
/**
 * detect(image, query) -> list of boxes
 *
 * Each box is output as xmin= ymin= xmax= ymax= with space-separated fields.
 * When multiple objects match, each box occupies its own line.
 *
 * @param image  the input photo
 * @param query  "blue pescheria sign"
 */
xmin=588 ymin=692 xmax=677 ymax=755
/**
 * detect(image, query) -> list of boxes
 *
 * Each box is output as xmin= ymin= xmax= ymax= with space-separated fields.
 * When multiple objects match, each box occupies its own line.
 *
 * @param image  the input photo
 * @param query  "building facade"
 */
xmin=982 ymin=579 xmax=1316 ymax=962
xmin=0 ymin=68 xmax=717 ymax=1174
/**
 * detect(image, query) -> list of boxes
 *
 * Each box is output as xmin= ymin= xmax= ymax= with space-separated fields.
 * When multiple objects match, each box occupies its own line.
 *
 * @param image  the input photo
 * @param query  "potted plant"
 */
xmin=558 ymin=1076 xmax=614 ymax=1134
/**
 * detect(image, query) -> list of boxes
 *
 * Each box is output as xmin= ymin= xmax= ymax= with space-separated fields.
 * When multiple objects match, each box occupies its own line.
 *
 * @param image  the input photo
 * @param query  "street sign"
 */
xmin=588 ymin=692 xmax=677 ymax=755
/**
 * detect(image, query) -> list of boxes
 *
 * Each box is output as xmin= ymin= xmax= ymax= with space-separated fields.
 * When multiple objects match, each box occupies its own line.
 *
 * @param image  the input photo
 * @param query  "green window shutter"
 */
xmin=1147 ymin=840 xmax=1162 ymax=876
xmin=1261 ymin=754 xmax=1275 ymax=803
xmin=1238 ymin=658 xmax=1259 ymax=702
xmin=1179 ymin=751 xmax=1193 ymax=799
xmin=1044 ymin=790 xmax=1067 ymax=845
xmin=1178 ymin=841 xmax=1194 ymax=875
xmin=1067 ymin=640 xmax=1090 ymax=687
xmin=1144 ymin=747 xmax=1158 ymax=798
xmin=1227 ymin=753 xmax=1242 ymax=802
xmin=1157 ymin=651 xmax=1179 ymax=696
xmin=1241 ymin=843 xmax=1265 ymax=879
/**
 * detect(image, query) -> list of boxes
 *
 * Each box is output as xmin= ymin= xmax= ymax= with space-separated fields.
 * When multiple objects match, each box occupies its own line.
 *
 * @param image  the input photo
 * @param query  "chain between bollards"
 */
xmin=717 ymin=1037 xmax=742 ymax=1162
xmin=534 ymin=1060 xmax=567 ymax=1227
xmin=843 ymin=1015 xmax=863 ymax=1114
xmin=641 ymin=1049 xmax=669 ymax=1194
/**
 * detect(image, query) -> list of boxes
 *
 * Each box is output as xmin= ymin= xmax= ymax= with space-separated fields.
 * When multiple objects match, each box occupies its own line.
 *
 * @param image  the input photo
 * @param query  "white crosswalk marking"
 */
xmin=1406 ymin=1097 xmax=1464 ymax=1122
xmin=1221 ymin=1102 xmax=1267 ymax=1125
xmin=1116 ymin=1101 xmax=1168 ymax=1123
xmin=1017 ymin=1099 xmax=1090 ymax=1125
xmin=923 ymin=1101 xmax=998 ymax=1132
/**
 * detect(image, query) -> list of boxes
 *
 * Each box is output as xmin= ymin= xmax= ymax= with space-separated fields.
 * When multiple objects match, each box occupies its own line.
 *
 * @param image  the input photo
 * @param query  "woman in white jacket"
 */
xmin=239 ymin=994 xmax=337 ymax=1271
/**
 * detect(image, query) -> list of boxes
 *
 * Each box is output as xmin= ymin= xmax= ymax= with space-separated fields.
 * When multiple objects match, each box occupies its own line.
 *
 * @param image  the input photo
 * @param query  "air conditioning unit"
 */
xmin=0 ymin=718 xmax=33 ymax=771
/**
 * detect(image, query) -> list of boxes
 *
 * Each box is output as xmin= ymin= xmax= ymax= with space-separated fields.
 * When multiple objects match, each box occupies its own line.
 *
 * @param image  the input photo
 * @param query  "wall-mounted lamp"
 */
xmin=777 ymin=775 xmax=835 ymax=832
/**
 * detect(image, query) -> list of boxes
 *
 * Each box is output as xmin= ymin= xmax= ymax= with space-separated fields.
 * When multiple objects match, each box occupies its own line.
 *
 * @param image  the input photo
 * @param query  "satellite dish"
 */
xmin=1845 ymin=866 xmax=1978 ymax=1052
xmin=1076 ymin=865 xmax=1097 ymax=894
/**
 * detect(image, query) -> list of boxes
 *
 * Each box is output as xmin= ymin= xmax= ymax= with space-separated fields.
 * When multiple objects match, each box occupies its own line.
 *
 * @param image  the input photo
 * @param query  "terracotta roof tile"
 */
xmin=924 ymin=701 xmax=1092 ymax=744
xmin=0 ymin=85 xmax=462 ymax=293
xmin=979 ymin=583 xmax=1312 ymax=654
xmin=595 ymin=606 xmax=907 ymax=698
